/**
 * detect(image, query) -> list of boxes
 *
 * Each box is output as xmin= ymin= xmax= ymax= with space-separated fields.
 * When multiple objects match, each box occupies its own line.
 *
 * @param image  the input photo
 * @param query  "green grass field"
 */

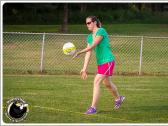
xmin=4 ymin=24 xmax=168 ymax=36
xmin=2 ymin=24 xmax=168 ymax=123
xmin=3 ymin=75 xmax=168 ymax=123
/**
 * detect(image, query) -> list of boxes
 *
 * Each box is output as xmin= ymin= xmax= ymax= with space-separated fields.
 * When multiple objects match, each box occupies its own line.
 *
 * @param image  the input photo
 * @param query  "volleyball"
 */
xmin=63 ymin=42 xmax=76 ymax=55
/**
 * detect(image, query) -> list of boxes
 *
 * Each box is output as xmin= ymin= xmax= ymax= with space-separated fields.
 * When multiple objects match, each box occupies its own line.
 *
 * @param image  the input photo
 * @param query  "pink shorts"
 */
xmin=97 ymin=61 xmax=115 ymax=76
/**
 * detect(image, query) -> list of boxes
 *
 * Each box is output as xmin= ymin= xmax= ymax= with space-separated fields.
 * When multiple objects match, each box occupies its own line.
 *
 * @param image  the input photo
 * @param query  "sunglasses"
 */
xmin=86 ymin=21 xmax=92 ymax=25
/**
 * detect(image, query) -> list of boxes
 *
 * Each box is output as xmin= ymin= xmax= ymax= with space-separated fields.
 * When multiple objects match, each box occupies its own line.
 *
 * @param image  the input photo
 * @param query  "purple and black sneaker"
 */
xmin=85 ymin=107 xmax=97 ymax=114
xmin=114 ymin=96 xmax=125 ymax=109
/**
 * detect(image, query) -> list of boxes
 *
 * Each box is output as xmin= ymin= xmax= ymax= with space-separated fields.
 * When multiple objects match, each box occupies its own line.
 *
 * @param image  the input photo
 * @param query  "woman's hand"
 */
xmin=80 ymin=69 xmax=88 ymax=80
xmin=72 ymin=51 xmax=81 ymax=59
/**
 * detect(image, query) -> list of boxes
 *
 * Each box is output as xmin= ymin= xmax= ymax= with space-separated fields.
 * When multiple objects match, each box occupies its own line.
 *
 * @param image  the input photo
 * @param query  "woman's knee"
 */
xmin=94 ymin=75 xmax=104 ymax=86
xmin=103 ymin=79 xmax=111 ymax=88
xmin=94 ymin=79 xmax=101 ymax=87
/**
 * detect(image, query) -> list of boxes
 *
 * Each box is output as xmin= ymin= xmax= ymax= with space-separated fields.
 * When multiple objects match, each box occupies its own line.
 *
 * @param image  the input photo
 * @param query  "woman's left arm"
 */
xmin=73 ymin=36 xmax=103 ymax=58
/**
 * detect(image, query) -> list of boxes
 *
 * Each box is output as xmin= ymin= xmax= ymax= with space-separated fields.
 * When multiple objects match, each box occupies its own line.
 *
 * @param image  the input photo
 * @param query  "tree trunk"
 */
xmin=61 ymin=3 xmax=68 ymax=33
xmin=80 ymin=3 xmax=87 ymax=13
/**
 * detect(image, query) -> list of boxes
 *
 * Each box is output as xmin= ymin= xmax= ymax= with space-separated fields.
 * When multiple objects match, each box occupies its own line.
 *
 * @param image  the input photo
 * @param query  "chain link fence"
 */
xmin=3 ymin=32 xmax=168 ymax=76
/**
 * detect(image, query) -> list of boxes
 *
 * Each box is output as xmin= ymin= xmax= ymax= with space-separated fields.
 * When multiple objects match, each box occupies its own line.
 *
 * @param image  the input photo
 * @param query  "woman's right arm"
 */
xmin=80 ymin=44 xmax=92 ymax=79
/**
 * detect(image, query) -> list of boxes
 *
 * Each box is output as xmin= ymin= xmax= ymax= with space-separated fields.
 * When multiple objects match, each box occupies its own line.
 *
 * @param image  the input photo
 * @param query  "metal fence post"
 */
xmin=40 ymin=33 xmax=45 ymax=72
xmin=139 ymin=36 xmax=144 ymax=75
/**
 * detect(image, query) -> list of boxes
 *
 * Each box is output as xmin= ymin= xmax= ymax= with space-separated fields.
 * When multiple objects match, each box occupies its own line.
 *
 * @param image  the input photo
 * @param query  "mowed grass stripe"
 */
xmin=3 ymin=75 xmax=168 ymax=123
xmin=32 ymin=105 xmax=140 ymax=123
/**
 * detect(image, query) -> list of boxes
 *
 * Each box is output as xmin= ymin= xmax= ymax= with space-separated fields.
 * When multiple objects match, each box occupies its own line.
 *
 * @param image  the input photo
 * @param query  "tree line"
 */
xmin=3 ymin=3 xmax=168 ymax=32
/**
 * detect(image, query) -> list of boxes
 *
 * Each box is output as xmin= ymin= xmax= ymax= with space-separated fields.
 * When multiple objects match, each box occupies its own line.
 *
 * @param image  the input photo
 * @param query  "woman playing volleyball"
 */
xmin=73 ymin=16 xmax=125 ymax=114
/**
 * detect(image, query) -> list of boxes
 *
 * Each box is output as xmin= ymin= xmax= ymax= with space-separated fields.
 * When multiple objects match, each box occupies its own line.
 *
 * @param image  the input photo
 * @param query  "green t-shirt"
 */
xmin=87 ymin=27 xmax=115 ymax=65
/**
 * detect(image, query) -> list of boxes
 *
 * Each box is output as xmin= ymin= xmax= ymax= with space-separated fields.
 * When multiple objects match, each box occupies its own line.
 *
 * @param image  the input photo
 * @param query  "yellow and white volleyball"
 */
xmin=63 ymin=42 xmax=76 ymax=55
